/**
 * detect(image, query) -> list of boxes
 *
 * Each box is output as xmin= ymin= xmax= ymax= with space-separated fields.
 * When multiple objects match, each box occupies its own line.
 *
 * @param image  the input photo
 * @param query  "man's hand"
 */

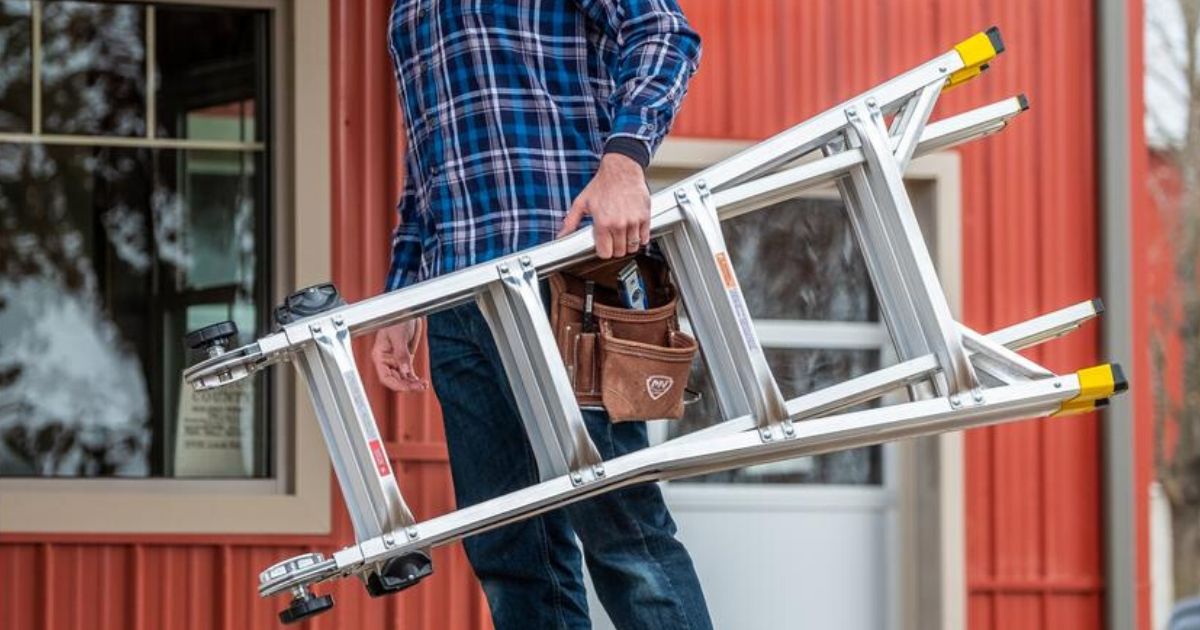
xmin=557 ymin=153 xmax=651 ymax=258
xmin=372 ymin=319 xmax=428 ymax=392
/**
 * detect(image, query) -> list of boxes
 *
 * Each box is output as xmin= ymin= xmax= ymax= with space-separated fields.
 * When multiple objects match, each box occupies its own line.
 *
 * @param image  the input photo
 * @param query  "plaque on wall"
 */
xmin=173 ymin=376 xmax=254 ymax=477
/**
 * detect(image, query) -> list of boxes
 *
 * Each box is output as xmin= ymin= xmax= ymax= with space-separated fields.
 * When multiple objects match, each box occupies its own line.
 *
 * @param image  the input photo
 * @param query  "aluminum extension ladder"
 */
xmin=183 ymin=26 xmax=1127 ymax=624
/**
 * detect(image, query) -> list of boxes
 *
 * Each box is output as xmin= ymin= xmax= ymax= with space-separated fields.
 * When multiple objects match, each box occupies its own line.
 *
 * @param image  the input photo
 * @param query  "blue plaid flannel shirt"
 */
xmin=384 ymin=0 xmax=701 ymax=289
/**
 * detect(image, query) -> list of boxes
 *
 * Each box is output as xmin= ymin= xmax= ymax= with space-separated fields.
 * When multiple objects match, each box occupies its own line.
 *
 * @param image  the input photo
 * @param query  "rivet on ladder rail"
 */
xmin=949 ymin=394 xmax=962 ymax=408
xmin=405 ymin=526 xmax=419 ymax=541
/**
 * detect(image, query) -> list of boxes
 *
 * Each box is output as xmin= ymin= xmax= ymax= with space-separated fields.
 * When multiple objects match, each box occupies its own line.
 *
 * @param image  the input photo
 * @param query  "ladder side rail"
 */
xmin=299 ymin=317 xmax=416 ymax=543
xmin=848 ymin=102 xmax=980 ymax=395
xmin=657 ymin=377 xmax=1070 ymax=481
xmin=183 ymin=97 xmax=1029 ymax=391
xmin=703 ymin=95 xmax=1025 ymax=223
xmin=476 ymin=258 xmax=604 ymax=483
xmin=292 ymin=375 xmax=1078 ymax=596
xmin=671 ymin=300 xmax=1101 ymax=444
xmin=689 ymin=51 xmax=965 ymax=192
xmin=710 ymin=95 xmax=1024 ymax=221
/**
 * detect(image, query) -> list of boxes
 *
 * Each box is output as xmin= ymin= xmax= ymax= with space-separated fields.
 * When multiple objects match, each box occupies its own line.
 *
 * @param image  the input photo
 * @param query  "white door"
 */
xmin=589 ymin=193 xmax=900 ymax=629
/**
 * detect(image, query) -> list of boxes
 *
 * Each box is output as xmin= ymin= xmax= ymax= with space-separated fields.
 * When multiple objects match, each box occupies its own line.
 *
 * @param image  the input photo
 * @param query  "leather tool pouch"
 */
xmin=549 ymin=254 xmax=697 ymax=422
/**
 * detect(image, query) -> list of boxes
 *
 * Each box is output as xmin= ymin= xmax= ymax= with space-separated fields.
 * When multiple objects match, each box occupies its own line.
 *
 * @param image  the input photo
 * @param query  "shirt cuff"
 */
xmin=603 ymin=135 xmax=651 ymax=169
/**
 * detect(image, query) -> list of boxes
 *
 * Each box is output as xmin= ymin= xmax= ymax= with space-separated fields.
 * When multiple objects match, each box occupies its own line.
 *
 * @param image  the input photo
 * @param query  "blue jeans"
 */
xmin=427 ymin=303 xmax=712 ymax=630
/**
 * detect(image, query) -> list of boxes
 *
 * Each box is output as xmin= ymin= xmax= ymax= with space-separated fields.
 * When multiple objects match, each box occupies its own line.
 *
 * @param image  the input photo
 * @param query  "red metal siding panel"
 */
xmin=0 ymin=1 xmax=1116 ymax=629
xmin=674 ymin=1 xmax=1105 ymax=628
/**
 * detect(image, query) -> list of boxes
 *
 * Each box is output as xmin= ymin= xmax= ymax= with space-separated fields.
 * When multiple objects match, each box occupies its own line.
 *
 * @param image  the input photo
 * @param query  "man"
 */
xmin=372 ymin=1 xmax=711 ymax=628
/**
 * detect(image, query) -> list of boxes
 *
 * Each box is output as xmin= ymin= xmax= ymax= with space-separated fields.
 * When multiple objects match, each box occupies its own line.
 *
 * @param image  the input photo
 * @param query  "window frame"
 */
xmin=0 ymin=0 xmax=332 ymax=535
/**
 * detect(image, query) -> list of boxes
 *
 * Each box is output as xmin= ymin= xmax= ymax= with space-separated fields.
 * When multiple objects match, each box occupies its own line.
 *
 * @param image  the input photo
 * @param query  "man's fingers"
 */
xmin=372 ymin=332 xmax=395 ymax=387
xmin=594 ymin=222 xmax=614 ymax=258
xmin=381 ymin=358 xmax=427 ymax=392
xmin=395 ymin=362 xmax=427 ymax=391
xmin=611 ymin=223 xmax=629 ymax=257
xmin=557 ymin=201 xmax=587 ymax=238
xmin=373 ymin=324 xmax=428 ymax=392
xmin=380 ymin=371 xmax=405 ymax=391
xmin=639 ymin=217 xmax=651 ymax=247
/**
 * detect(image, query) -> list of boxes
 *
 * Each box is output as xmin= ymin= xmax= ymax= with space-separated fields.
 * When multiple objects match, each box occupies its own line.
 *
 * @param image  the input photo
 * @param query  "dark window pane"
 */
xmin=0 ymin=144 xmax=269 ymax=478
xmin=155 ymin=7 xmax=266 ymax=142
xmin=41 ymin=1 xmax=146 ymax=137
xmin=666 ymin=194 xmax=885 ymax=486
xmin=0 ymin=1 xmax=32 ymax=132
xmin=721 ymin=197 xmax=878 ymax=322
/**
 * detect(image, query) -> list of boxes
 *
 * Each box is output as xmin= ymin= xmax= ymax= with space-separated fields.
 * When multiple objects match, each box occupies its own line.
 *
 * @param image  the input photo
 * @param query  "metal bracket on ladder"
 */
xmin=299 ymin=314 xmax=417 ymax=543
xmin=664 ymin=183 xmax=792 ymax=442
xmin=477 ymin=255 xmax=605 ymax=485
xmin=181 ymin=25 xmax=1129 ymax=624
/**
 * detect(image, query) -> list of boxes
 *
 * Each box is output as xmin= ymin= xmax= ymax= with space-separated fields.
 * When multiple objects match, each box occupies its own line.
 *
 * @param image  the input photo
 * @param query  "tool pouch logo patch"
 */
xmin=646 ymin=375 xmax=674 ymax=401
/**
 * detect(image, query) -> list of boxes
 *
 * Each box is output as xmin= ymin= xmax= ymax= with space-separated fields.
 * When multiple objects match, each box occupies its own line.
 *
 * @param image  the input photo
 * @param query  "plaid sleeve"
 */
xmin=384 ymin=167 xmax=424 ymax=291
xmin=574 ymin=0 xmax=702 ymax=156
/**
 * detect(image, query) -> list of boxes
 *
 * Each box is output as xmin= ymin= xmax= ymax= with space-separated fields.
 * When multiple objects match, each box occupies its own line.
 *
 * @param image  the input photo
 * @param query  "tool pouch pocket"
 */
xmin=549 ymin=254 xmax=697 ymax=422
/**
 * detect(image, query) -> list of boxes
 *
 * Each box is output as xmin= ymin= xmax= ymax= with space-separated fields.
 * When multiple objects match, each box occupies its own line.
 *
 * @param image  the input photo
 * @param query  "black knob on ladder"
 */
xmin=274 ymin=282 xmax=347 ymax=327
xmin=364 ymin=550 xmax=435 ymax=598
xmin=278 ymin=591 xmax=334 ymax=625
xmin=183 ymin=320 xmax=239 ymax=357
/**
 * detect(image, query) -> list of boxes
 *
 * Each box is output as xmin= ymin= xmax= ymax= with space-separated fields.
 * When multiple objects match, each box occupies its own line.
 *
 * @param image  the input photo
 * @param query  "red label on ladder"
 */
xmin=369 ymin=439 xmax=391 ymax=477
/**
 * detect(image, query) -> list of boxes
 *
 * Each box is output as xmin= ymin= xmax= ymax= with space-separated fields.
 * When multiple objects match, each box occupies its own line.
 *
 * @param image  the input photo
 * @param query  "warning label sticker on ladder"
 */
xmin=369 ymin=439 xmax=391 ymax=477
xmin=715 ymin=252 xmax=760 ymax=352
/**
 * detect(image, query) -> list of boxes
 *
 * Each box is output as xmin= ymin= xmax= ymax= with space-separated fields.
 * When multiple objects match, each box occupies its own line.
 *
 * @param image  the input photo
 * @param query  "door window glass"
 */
xmin=669 ymin=197 xmax=886 ymax=486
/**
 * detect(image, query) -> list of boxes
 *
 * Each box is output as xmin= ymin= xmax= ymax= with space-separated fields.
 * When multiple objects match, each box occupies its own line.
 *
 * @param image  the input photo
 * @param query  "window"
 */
xmin=667 ymin=195 xmax=887 ymax=485
xmin=0 ymin=1 xmax=272 ymax=479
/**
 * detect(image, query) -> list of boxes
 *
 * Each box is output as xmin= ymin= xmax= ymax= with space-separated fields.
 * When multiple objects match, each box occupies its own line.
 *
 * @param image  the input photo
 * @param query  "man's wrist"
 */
xmin=603 ymin=136 xmax=651 ymax=169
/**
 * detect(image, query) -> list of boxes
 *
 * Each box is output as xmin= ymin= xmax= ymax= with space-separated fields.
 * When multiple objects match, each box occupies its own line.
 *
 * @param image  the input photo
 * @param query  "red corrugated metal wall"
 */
xmin=0 ymin=1 xmax=1116 ymax=629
